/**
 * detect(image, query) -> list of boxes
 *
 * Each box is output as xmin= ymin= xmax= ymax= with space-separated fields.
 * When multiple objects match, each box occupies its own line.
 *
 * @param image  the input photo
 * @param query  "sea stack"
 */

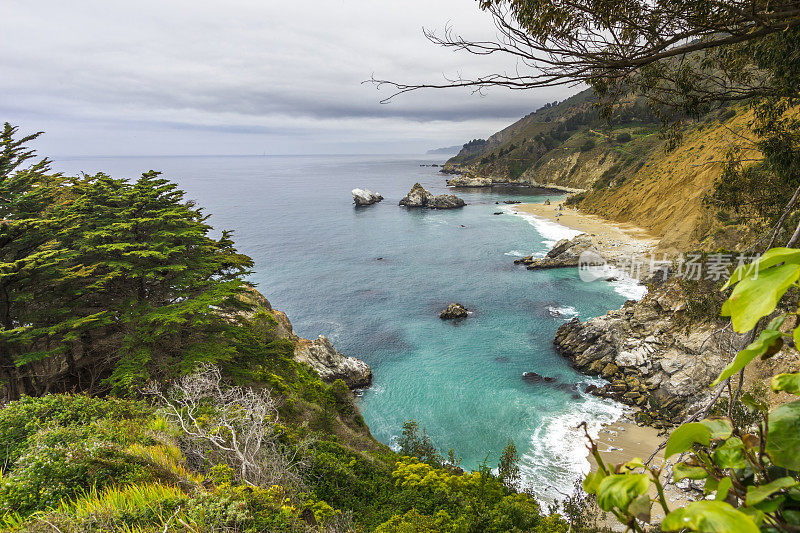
xmin=352 ymin=188 xmax=383 ymax=206
xmin=440 ymin=302 xmax=469 ymax=319
xmin=399 ymin=183 xmax=465 ymax=209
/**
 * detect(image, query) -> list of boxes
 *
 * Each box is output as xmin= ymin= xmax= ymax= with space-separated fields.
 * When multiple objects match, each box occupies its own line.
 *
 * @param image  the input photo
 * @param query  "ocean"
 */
xmin=52 ymin=153 xmax=639 ymax=501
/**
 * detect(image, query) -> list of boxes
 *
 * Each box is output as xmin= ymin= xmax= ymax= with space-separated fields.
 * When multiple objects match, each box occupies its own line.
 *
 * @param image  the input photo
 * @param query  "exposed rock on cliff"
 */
xmin=294 ymin=335 xmax=373 ymax=389
xmin=515 ymin=234 xmax=600 ymax=269
xmin=352 ymin=188 xmax=383 ymax=206
xmin=240 ymin=287 xmax=372 ymax=389
xmin=440 ymin=303 xmax=469 ymax=319
xmin=446 ymin=175 xmax=493 ymax=187
xmin=553 ymin=281 xmax=733 ymax=426
xmin=399 ymin=183 xmax=465 ymax=209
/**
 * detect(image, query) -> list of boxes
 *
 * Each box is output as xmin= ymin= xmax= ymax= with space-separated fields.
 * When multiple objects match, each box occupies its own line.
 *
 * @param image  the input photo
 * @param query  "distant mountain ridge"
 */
xmin=426 ymin=145 xmax=462 ymax=154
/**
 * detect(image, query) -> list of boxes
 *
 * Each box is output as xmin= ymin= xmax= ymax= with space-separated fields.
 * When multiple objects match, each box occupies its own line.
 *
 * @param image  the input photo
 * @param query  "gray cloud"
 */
xmin=0 ymin=0 xmax=574 ymax=155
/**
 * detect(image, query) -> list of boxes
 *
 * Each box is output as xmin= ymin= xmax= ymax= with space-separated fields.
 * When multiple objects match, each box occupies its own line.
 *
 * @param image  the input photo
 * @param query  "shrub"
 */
xmin=579 ymin=139 xmax=596 ymax=152
xmin=616 ymin=132 xmax=632 ymax=143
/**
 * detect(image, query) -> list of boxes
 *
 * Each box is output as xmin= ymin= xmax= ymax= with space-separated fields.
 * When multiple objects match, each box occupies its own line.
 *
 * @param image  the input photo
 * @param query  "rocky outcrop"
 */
xmin=553 ymin=281 xmax=734 ymax=426
xmin=446 ymin=175 xmax=492 ymax=187
xmin=352 ymin=188 xmax=383 ymax=206
xmin=440 ymin=303 xmax=469 ymax=319
xmin=515 ymin=234 xmax=601 ymax=269
xmin=239 ymin=287 xmax=372 ymax=389
xmin=399 ymin=183 xmax=465 ymax=209
xmin=294 ymin=335 xmax=373 ymax=389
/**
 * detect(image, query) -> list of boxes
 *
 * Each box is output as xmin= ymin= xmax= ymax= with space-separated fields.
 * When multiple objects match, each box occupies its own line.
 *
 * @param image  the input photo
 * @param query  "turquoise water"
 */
xmin=53 ymin=154 xmax=634 ymax=500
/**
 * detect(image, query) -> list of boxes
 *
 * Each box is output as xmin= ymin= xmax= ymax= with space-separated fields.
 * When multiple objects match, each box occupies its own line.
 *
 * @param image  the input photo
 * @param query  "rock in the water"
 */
xmin=399 ymin=183 xmax=465 ymax=209
xmin=352 ymin=188 xmax=383 ymax=206
xmin=294 ymin=335 xmax=373 ymax=389
xmin=446 ymin=175 xmax=493 ymax=187
xmin=440 ymin=302 xmax=469 ymax=319
xmin=516 ymin=234 xmax=602 ymax=269
xmin=522 ymin=371 xmax=557 ymax=383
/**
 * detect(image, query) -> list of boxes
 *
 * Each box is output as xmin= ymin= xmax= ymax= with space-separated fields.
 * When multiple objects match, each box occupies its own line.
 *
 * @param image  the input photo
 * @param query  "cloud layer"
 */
xmin=1 ymin=0 xmax=573 ymax=155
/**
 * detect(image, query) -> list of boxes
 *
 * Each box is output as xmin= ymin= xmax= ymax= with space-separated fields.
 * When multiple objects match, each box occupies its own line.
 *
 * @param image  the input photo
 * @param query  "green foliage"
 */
xmin=397 ymin=419 xmax=442 ymax=467
xmin=765 ymin=400 xmax=800 ymax=470
xmin=584 ymin=249 xmax=800 ymax=532
xmin=498 ymin=439 xmax=521 ymax=488
xmin=579 ymin=138 xmax=596 ymax=152
xmin=661 ymin=501 xmax=760 ymax=533
xmin=0 ymin=125 xmax=254 ymax=398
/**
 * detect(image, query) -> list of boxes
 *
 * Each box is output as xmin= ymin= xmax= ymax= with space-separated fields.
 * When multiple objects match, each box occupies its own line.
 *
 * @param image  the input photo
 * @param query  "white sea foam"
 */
xmin=547 ymin=305 xmax=579 ymax=319
xmin=504 ymin=206 xmax=582 ymax=247
xmin=506 ymin=205 xmax=648 ymax=301
xmin=504 ymin=250 xmax=529 ymax=257
xmin=520 ymin=382 xmax=626 ymax=504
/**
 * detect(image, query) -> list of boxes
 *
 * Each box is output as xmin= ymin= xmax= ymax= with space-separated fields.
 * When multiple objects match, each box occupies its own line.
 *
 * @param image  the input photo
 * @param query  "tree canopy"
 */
xmin=0 ymin=124 xmax=253 ymax=399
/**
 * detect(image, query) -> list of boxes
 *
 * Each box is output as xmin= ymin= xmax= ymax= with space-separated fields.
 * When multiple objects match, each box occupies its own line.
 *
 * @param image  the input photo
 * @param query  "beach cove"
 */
xmin=53 ymin=154 xmax=651 ymax=502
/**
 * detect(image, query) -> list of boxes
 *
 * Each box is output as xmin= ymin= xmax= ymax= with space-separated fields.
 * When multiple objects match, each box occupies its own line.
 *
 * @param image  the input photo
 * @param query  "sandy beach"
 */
xmin=513 ymin=200 xmax=660 ymax=266
xmin=592 ymin=418 xmax=680 ymax=528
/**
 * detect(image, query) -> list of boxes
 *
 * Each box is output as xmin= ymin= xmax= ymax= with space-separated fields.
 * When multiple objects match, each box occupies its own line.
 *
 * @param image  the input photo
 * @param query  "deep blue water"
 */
xmin=53 ymin=154 xmax=633 ymax=500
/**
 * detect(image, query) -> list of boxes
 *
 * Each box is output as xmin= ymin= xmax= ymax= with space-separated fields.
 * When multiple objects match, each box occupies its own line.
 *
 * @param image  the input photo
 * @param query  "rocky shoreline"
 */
xmin=512 ymin=226 xmax=731 ymax=427
xmin=440 ymin=165 xmax=584 ymax=193
xmin=242 ymin=288 xmax=373 ymax=389
xmin=553 ymin=283 xmax=732 ymax=427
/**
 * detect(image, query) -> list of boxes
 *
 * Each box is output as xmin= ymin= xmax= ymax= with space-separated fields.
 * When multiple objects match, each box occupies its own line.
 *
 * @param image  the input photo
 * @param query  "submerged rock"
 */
xmin=352 ymin=188 xmax=383 ymax=206
xmin=294 ymin=335 xmax=373 ymax=389
xmin=440 ymin=302 xmax=469 ymax=319
xmin=446 ymin=175 xmax=493 ymax=187
xmin=399 ymin=183 xmax=465 ymax=209
xmin=522 ymin=371 xmax=557 ymax=383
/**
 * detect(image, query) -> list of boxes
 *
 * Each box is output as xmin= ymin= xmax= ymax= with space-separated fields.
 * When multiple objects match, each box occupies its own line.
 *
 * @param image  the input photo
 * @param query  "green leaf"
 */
xmin=596 ymin=473 xmax=650 ymax=512
xmin=745 ymin=477 xmax=797 ymax=506
xmin=700 ymin=417 xmax=733 ymax=440
xmin=662 ymin=501 xmax=759 ymax=533
xmin=711 ymin=326 xmax=784 ymax=386
xmin=628 ymin=494 xmax=651 ymax=523
xmin=582 ymin=469 xmax=605 ymax=494
xmin=715 ymin=477 xmax=733 ymax=501
xmin=740 ymin=392 xmax=769 ymax=412
xmin=753 ymin=495 xmax=785 ymax=512
xmin=713 ymin=438 xmax=746 ymax=469
xmin=665 ymin=423 xmax=711 ymax=458
xmin=721 ymin=262 xmax=800 ymax=332
xmin=766 ymin=400 xmax=800 ymax=470
xmin=723 ymin=248 xmax=800 ymax=290
xmin=772 ymin=372 xmax=800 ymax=395
xmin=673 ymin=462 xmax=709 ymax=481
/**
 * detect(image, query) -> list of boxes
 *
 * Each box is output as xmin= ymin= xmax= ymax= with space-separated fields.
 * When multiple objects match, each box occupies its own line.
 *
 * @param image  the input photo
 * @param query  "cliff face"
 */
xmin=553 ymin=280 xmax=734 ymax=426
xmin=242 ymin=288 xmax=373 ymax=389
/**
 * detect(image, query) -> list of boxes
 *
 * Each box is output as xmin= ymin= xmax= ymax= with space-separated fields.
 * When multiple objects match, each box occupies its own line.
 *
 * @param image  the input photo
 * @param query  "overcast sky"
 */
xmin=1 ymin=0 xmax=574 ymax=156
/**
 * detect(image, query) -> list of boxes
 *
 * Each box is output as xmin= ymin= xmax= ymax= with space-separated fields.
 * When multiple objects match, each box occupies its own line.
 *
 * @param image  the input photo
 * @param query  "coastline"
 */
xmin=512 ymin=200 xmax=658 ymax=265
xmin=508 ymin=199 xmax=667 ymax=497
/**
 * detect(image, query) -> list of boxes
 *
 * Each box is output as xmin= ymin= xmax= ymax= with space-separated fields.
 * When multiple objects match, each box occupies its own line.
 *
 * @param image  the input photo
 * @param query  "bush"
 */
xmin=0 ymin=394 xmax=151 ymax=468
xmin=579 ymin=138 xmax=596 ymax=152
xmin=616 ymin=132 xmax=632 ymax=143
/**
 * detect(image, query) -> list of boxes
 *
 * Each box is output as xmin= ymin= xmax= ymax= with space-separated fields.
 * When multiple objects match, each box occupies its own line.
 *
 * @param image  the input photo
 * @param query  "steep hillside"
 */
xmin=578 ymin=110 xmax=760 ymax=251
xmin=445 ymin=91 xmax=755 ymax=250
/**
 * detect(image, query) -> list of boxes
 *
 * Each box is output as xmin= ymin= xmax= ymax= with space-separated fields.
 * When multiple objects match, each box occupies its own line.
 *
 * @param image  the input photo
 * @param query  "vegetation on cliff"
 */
xmin=0 ymin=126 xmax=581 ymax=532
